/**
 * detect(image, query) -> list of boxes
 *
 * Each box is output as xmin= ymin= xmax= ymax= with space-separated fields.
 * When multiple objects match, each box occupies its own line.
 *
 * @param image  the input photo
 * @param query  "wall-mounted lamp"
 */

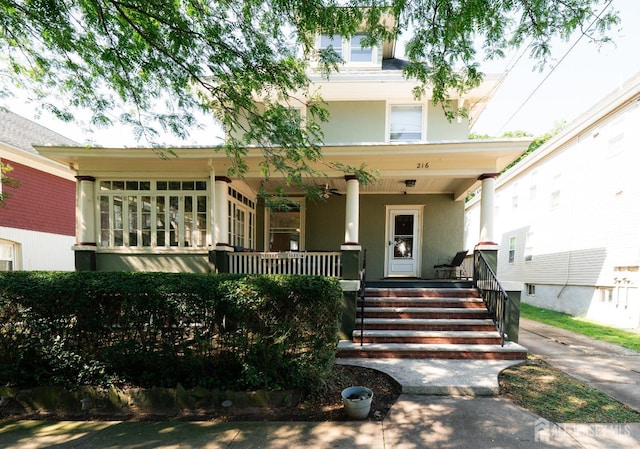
xmin=404 ymin=179 xmax=416 ymax=188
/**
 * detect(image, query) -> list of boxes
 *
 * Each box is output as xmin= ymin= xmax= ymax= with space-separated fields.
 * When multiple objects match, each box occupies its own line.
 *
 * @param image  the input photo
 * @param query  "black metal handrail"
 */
xmin=359 ymin=249 xmax=367 ymax=346
xmin=473 ymin=251 xmax=508 ymax=346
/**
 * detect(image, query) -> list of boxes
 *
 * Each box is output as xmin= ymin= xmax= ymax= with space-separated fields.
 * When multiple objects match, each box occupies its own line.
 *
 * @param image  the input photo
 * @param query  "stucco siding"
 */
xmin=426 ymin=101 xmax=469 ymax=141
xmin=0 ymin=226 xmax=75 ymax=270
xmin=96 ymin=253 xmax=211 ymax=272
xmin=305 ymin=196 xmax=346 ymax=250
xmin=359 ymin=194 xmax=464 ymax=279
xmin=320 ymin=101 xmax=386 ymax=143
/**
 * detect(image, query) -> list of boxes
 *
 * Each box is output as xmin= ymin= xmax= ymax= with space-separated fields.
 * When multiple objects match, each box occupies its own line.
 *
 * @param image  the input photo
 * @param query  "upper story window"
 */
xmin=508 ymin=236 xmax=516 ymax=264
xmin=99 ymin=180 xmax=208 ymax=249
xmin=317 ymin=33 xmax=377 ymax=66
xmin=349 ymin=33 xmax=373 ymax=62
xmin=389 ymin=105 xmax=423 ymax=142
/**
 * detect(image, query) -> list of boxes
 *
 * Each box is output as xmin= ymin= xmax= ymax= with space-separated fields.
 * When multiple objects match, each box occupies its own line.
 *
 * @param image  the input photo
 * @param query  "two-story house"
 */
xmin=38 ymin=29 xmax=531 ymax=281
xmin=465 ymin=72 xmax=640 ymax=330
xmin=0 ymin=109 xmax=77 ymax=270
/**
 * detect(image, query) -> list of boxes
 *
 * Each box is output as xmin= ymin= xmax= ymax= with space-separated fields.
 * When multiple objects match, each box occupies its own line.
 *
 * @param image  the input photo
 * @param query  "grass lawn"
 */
xmin=500 ymin=356 xmax=640 ymax=423
xmin=521 ymin=303 xmax=640 ymax=352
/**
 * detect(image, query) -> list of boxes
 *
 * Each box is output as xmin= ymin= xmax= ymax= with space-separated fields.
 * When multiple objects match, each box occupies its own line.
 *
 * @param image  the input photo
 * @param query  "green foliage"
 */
xmin=521 ymin=303 xmax=640 ymax=352
xmin=0 ymin=272 xmax=342 ymax=392
xmin=0 ymin=161 xmax=20 ymax=207
xmin=0 ymin=1 xmax=619 ymax=195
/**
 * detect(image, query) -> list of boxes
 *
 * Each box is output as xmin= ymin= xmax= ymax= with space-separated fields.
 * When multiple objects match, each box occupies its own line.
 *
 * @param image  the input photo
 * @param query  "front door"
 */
xmin=385 ymin=206 xmax=422 ymax=277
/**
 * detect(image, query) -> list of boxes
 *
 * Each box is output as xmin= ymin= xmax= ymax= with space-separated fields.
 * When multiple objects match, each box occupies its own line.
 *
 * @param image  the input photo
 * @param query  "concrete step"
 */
xmin=356 ymin=318 xmax=498 ymax=331
xmin=336 ymin=341 xmax=528 ymax=360
xmin=359 ymin=297 xmax=486 ymax=308
xmin=365 ymin=287 xmax=480 ymax=299
xmin=357 ymin=307 xmax=491 ymax=320
xmin=352 ymin=330 xmax=502 ymax=345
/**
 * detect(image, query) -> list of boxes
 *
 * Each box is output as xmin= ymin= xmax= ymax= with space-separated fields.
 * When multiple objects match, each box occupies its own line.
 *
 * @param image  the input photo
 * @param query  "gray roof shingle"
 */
xmin=0 ymin=108 xmax=79 ymax=155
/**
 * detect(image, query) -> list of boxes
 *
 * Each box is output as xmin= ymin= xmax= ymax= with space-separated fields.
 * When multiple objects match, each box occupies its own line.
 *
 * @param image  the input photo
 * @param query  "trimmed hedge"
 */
xmin=0 ymin=272 xmax=342 ymax=391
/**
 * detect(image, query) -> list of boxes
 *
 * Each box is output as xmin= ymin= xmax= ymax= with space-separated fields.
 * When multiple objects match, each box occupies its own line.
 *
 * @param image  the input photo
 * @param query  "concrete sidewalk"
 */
xmin=2 ymin=397 xmax=640 ymax=448
xmin=519 ymin=318 xmax=640 ymax=413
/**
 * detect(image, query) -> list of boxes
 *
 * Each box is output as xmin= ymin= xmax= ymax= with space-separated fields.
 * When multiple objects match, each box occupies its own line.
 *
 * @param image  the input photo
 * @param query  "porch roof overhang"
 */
xmin=38 ymin=138 xmax=531 ymax=201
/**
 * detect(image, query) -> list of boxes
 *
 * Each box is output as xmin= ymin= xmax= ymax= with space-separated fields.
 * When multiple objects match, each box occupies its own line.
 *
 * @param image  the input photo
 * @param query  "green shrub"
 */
xmin=0 ymin=272 xmax=342 ymax=392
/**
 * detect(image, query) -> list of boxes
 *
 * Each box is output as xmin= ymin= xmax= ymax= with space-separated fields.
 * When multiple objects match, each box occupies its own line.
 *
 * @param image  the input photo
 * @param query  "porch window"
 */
xmin=266 ymin=201 xmax=304 ymax=251
xmin=228 ymin=186 xmax=256 ymax=249
xmin=99 ymin=180 xmax=208 ymax=248
xmin=389 ymin=105 xmax=423 ymax=142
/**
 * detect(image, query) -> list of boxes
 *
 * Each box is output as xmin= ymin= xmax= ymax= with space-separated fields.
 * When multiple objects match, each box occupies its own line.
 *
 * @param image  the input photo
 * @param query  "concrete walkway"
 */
xmin=519 ymin=318 xmax=640 ymax=413
xmin=3 ymin=320 xmax=640 ymax=448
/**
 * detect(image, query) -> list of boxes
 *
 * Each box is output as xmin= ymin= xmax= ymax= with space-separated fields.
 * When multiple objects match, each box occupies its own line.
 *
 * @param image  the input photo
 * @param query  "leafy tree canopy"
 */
xmin=0 ymin=0 xmax=619 ymax=197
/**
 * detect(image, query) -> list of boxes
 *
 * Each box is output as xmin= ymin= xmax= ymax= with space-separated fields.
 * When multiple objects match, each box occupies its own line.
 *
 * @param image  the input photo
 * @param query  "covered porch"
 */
xmin=38 ymin=138 xmax=528 ymax=278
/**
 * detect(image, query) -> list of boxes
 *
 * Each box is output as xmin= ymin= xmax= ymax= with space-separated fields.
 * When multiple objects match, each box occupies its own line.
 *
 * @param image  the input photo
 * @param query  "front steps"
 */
xmin=337 ymin=285 xmax=527 ymax=360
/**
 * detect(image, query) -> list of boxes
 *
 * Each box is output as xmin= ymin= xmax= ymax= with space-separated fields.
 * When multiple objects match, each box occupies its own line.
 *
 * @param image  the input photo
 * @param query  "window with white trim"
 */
xmin=349 ymin=33 xmax=373 ymax=62
xmin=508 ymin=236 xmax=516 ymax=264
xmin=228 ymin=186 xmax=256 ymax=250
xmin=0 ymin=240 xmax=15 ymax=271
xmin=389 ymin=105 xmax=423 ymax=142
xmin=317 ymin=33 xmax=376 ymax=65
xmin=266 ymin=200 xmax=305 ymax=251
xmin=99 ymin=180 xmax=208 ymax=248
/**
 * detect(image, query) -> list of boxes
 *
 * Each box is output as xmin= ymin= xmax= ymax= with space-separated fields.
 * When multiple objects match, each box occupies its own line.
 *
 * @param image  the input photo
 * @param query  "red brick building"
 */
xmin=0 ymin=109 xmax=77 ymax=270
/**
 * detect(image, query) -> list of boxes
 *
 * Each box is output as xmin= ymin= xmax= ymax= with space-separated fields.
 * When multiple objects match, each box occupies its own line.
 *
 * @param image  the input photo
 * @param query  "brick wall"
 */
xmin=1 ymin=159 xmax=75 ymax=236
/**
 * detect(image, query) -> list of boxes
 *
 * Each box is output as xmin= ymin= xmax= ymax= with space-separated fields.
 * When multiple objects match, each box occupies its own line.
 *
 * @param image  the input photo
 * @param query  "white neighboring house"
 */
xmin=465 ymin=72 xmax=640 ymax=330
xmin=0 ymin=109 xmax=77 ymax=270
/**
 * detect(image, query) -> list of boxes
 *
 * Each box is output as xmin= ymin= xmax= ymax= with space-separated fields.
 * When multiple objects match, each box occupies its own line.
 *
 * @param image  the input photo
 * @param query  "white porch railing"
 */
xmin=228 ymin=251 xmax=342 ymax=277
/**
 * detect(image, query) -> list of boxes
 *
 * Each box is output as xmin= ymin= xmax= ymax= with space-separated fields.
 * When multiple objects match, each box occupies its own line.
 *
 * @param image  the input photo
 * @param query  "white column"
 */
xmin=76 ymin=176 xmax=96 ymax=245
xmin=214 ymin=176 xmax=230 ymax=247
xmin=478 ymin=173 xmax=498 ymax=245
xmin=208 ymin=164 xmax=216 ymax=247
xmin=344 ymin=175 xmax=360 ymax=244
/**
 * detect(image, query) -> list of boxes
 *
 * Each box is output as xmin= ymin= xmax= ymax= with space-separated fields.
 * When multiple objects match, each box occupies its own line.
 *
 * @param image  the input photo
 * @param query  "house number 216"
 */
xmin=416 ymin=162 xmax=430 ymax=169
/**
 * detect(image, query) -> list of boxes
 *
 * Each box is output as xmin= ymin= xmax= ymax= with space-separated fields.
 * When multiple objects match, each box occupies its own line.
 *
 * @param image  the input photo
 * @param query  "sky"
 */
xmin=2 ymin=0 xmax=638 ymax=145
xmin=471 ymin=0 xmax=639 ymax=137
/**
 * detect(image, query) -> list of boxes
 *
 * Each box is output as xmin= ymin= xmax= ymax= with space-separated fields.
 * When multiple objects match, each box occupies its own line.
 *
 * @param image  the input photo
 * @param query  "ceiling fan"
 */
xmin=319 ymin=183 xmax=342 ymax=198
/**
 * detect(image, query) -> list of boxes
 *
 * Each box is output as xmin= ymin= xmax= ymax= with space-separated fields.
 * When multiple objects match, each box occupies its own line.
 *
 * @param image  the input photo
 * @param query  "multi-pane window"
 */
xmin=267 ymin=203 xmax=303 ymax=251
xmin=390 ymin=105 xmax=423 ymax=142
xmin=318 ymin=33 xmax=375 ymax=64
xmin=99 ymin=180 xmax=207 ymax=248
xmin=228 ymin=187 xmax=256 ymax=249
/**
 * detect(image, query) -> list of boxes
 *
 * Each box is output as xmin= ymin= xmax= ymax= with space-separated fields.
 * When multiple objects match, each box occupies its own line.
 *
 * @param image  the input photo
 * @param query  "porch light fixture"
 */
xmin=404 ymin=179 xmax=416 ymax=188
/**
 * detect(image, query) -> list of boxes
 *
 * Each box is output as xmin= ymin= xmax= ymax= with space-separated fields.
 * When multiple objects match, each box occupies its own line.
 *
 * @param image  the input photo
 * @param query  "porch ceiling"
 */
xmin=37 ymin=138 xmax=531 ymax=201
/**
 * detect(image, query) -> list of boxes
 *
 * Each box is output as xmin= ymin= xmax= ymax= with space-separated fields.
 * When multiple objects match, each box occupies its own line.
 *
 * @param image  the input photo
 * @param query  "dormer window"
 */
xmin=316 ymin=33 xmax=377 ymax=66
xmin=350 ymin=33 xmax=373 ymax=62
xmin=320 ymin=34 xmax=342 ymax=55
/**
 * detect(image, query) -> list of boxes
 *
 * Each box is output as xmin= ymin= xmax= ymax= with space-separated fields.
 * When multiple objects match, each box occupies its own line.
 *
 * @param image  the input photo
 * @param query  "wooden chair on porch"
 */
xmin=434 ymin=250 xmax=468 ymax=279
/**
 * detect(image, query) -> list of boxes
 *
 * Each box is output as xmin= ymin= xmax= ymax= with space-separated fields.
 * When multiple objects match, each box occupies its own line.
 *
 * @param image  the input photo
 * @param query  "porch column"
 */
xmin=211 ymin=176 xmax=233 ymax=273
xmin=214 ymin=176 xmax=231 ymax=247
xmin=74 ymin=176 xmax=97 ymax=271
xmin=478 ymin=173 xmax=499 ymax=245
xmin=344 ymin=175 xmax=360 ymax=245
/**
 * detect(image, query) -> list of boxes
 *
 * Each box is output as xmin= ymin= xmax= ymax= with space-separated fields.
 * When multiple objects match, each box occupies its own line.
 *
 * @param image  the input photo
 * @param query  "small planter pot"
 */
xmin=341 ymin=386 xmax=373 ymax=420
